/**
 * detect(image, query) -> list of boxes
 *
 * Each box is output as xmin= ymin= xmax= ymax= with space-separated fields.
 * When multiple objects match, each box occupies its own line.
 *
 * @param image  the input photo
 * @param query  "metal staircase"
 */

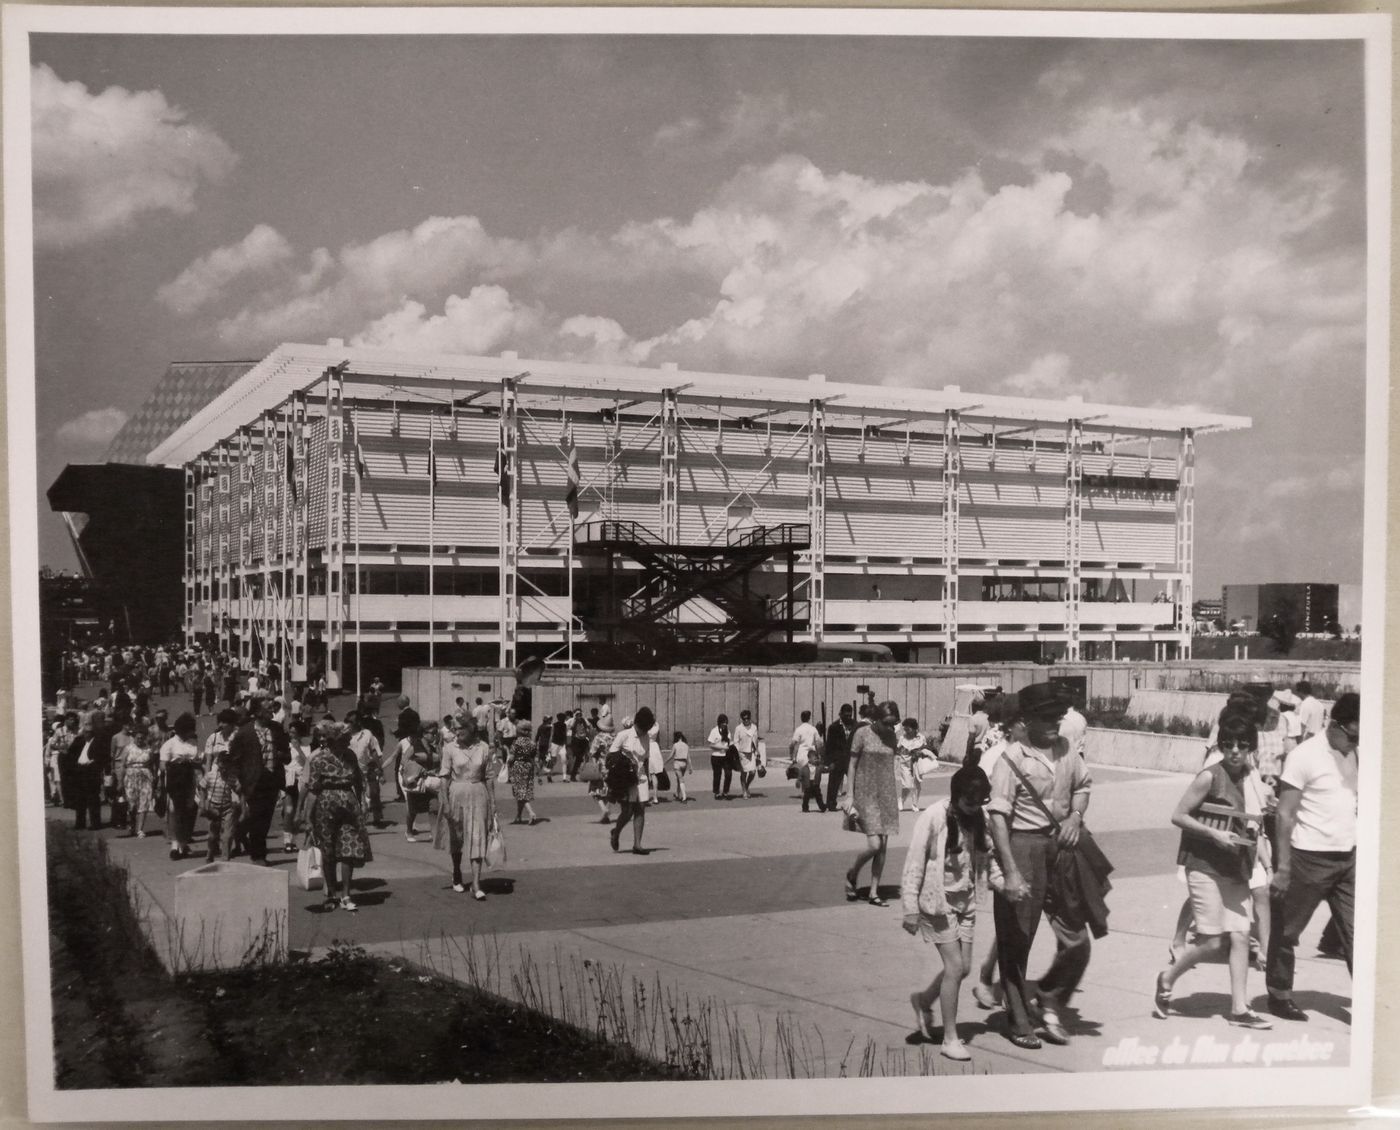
xmin=574 ymin=520 xmax=811 ymax=666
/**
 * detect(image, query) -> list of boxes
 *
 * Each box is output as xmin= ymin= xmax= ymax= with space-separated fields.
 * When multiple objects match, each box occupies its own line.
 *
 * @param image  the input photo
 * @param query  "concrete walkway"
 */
xmin=74 ymin=755 xmax=1353 ymax=1079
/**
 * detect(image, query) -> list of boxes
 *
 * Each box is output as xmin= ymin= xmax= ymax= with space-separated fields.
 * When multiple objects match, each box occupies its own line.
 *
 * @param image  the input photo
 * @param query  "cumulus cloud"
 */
xmin=31 ymin=63 xmax=236 ymax=249
xmin=652 ymin=91 xmax=820 ymax=157
xmin=349 ymin=286 xmax=543 ymax=355
xmin=156 ymin=224 xmax=292 ymax=314
xmin=169 ymin=100 xmax=1362 ymax=425
xmin=206 ymin=215 xmax=531 ymax=345
xmin=56 ymin=407 xmax=127 ymax=447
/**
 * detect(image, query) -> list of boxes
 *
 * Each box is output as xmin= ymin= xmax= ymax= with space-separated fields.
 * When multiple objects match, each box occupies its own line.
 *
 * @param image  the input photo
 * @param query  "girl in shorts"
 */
xmin=901 ymin=765 xmax=1002 ymax=1062
xmin=668 ymin=732 xmax=690 ymax=803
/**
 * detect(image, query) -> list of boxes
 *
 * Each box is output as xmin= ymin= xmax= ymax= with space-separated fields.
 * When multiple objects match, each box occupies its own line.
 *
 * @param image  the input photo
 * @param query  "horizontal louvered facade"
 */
xmin=171 ymin=344 xmax=1247 ymax=682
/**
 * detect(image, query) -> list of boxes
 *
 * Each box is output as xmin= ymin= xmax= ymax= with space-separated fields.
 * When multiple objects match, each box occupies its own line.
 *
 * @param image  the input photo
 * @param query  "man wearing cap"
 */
xmin=986 ymin=683 xmax=1094 ymax=1049
xmin=231 ymin=696 xmax=291 ymax=863
xmin=1265 ymin=692 xmax=1360 ymax=1022
xmin=63 ymin=710 xmax=112 ymax=830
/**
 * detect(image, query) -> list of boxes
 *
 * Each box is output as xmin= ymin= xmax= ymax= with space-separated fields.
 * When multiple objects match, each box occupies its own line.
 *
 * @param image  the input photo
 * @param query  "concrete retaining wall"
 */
xmin=1084 ymin=727 xmax=1207 ymax=774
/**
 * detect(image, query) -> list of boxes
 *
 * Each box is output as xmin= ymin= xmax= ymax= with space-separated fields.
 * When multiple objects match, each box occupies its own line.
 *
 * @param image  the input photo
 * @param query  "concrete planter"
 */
xmin=1126 ymin=689 xmax=1228 ymax=727
xmin=1084 ymin=726 xmax=1206 ymax=773
xmin=170 ymin=861 xmax=289 ymax=971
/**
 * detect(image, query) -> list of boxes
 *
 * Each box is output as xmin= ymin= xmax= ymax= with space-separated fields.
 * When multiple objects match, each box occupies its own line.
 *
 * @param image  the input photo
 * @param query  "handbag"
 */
xmin=785 ymin=764 xmax=799 ymax=780
xmin=484 ymin=813 xmax=507 ymax=870
xmin=842 ymin=806 xmax=865 ymax=834
xmin=655 ymin=768 xmax=671 ymax=791
xmin=296 ymin=840 xmax=324 ymax=891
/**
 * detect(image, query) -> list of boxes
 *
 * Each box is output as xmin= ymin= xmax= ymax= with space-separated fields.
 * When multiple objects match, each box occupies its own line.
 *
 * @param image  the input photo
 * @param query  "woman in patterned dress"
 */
xmin=841 ymin=699 xmax=901 ymax=906
xmin=433 ymin=717 xmax=497 ymax=900
xmin=507 ymin=719 xmax=540 ymax=825
xmin=307 ymin=720 xmax=373 ymax=912
xmin=122 ymin=725 xmax=157 ymax=838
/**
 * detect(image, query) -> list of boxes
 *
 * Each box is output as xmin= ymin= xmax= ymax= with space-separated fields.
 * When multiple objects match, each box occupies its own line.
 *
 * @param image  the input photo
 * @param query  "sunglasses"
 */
xmin=1338 ymin=725 xmax=1360 ymax=742
xmin=1218 ymin=741 xmax=1255 ymax=751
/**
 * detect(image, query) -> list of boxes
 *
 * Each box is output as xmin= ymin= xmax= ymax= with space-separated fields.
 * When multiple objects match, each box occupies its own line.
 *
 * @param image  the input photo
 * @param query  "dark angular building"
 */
xmin=46 ymin=360 xmax=255 ymax=644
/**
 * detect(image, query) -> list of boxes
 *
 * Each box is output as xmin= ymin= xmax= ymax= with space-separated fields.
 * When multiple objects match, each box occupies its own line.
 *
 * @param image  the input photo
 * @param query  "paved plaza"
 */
xmin=59 ymin=699 xmax=1352 ymax=1079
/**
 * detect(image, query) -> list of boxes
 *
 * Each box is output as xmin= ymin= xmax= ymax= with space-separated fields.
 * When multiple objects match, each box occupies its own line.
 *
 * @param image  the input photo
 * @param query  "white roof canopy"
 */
xmin=146 ymin=342 xmax=1251 ymax=465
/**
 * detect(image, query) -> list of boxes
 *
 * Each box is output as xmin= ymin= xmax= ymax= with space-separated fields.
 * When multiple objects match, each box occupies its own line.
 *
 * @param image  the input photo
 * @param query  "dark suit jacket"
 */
xmin=230 ymin=720 xmax=291 ymax=793
xmin=61 ymin=730 xmax=112 ymax=792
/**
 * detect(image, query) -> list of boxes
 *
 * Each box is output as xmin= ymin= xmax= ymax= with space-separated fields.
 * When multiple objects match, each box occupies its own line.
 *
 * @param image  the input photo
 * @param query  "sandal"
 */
xmin=867 ymin=895 xmax=889 ymax=907
xmin=844 ymin=871 xmax=859 ymax=901
xmin=1008 ymin=1032 xmax=1043 ymax=1050
xmin=1151 ymin=971 xmax=1172 ymax=1020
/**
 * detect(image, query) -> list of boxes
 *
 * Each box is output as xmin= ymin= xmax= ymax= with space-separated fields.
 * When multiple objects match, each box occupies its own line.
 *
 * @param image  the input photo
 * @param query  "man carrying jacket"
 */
xmin=986 ymin=683 xmax=1094 ymax=1050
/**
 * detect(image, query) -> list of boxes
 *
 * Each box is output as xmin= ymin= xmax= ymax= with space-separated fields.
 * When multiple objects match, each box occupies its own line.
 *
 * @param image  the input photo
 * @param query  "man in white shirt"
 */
xmin=1265 ymin=692 xmax=1359 ymax=1022
xmin=1293 ymin=681 xmax=1327 ymax=741
xmin=789 ymin=710 xmax=823 ymax=811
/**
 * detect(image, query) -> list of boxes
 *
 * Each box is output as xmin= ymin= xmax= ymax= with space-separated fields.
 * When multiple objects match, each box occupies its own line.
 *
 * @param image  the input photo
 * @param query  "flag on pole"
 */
xmin=565 ymin=427 xmax=580 ymax=520
xmin=495 ymin=427 xmax=512 ymax=506
xmin=284 ymin=431 xmax=298 ymax=503
xmin=428 ymin=427 xmax=438 ymax=516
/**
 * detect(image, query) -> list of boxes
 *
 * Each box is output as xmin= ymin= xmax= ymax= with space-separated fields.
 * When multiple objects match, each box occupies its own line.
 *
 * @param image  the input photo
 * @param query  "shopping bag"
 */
xmin=296 ymin=844 xmax=324 ymax=891
xmin=484 ymin=814 xmax=507 ymax=870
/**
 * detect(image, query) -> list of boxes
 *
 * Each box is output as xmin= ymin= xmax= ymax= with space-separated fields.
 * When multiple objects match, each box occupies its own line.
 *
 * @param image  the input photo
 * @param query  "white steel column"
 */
xmin=498 ymin=379 xmax=520 ymax=669
xmin=942 ymin=411 xmax=961 ymax=665
xmin=238 ymin=426 xmax=254 ymax=666
xmin=806 ymin=399 xmax=827 ymax=642
xmin=291 ymin=393 xmax=309 ymax=682
xmin=1175 ymin=427 xmax=1196 ymax=660
xmin=217 ymin=442 xmax=232 ymax=655
xmin=183 ymin=461 xmax=196 ymax=645
xmin=1065 ymin=418 xmax=1084 ymax=662
xmin=260 ymin=413 xmax=275 ymax=664
xmin=324 ymin=368 xmax=348 ymax=690
xmin=660 ymin=389 xmax=679 ymax=543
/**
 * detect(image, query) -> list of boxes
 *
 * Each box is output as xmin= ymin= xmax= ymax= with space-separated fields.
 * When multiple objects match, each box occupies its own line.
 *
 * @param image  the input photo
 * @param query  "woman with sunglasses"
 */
xmin=1152 ymin=710 xmax=1272 ymax=1029
xmin=902 ymin=765 xmax=1003 ymax=1061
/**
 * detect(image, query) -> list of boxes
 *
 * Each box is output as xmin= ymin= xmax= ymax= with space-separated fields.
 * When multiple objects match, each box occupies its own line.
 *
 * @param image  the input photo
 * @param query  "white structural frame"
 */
xmin=166 ymin=344 xmax=1248 ymax=670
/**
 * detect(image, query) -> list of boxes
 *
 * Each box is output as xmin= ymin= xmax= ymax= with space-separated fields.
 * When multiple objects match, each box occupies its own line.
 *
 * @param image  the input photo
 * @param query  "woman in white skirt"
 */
xmin=1153 ymin=712 xmax=1272 ymax=1029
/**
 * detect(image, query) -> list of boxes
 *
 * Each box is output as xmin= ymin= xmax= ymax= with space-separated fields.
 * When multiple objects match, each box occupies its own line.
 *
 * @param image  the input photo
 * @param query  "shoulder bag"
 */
xmin=1002 ymin=750 xmax=1113 ymax=880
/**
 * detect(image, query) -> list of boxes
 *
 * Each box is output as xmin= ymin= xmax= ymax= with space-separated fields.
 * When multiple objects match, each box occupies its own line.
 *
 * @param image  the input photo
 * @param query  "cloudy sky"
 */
xmin=28 ymin=30 xmax=1370 ymax=596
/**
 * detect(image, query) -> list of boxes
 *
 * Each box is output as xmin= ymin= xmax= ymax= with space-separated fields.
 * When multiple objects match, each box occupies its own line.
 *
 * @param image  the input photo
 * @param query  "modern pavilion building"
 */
xmin=144 ymin=342 xmax=1249 ymax=688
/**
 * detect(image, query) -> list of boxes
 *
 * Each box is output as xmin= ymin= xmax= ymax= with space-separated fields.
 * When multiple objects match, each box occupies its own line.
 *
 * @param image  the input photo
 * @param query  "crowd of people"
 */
xmin=44 ymin=654 xmax=1358 ymax=1063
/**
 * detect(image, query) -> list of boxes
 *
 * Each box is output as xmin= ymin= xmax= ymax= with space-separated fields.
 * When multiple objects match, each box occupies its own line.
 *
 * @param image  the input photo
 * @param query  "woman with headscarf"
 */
xmin=159 ymin=712 xmax=202 ymax=859
xmin=841 ymin=699 xmax=901 ymax=906
xmin=306 ymin=720 xmax=373 ymax=911
xmin=433 ymin=716 xmax=497 ymax=899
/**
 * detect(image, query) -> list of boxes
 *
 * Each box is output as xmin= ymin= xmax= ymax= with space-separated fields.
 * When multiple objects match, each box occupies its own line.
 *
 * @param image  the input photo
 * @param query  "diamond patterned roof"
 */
xmin=104 ymin=360 xmax=258 ymax=464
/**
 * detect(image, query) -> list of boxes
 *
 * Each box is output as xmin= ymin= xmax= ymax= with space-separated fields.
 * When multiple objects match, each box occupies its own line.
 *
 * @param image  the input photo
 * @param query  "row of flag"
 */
xmin=341 ymin=416 xmax=581 ymax=517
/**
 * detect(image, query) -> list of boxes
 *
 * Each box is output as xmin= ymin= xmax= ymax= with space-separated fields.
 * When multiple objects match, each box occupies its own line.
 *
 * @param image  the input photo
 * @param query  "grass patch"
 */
xmin=49 ymin=822 xmax=963 ymax=1083
xmin=46 ymin=822 xmax=689 ymax=1086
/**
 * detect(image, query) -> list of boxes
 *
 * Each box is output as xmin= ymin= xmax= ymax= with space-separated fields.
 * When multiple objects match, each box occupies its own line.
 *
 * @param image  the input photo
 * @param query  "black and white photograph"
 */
xmin=4 ymin=6 xmax=1389 ymax=1121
